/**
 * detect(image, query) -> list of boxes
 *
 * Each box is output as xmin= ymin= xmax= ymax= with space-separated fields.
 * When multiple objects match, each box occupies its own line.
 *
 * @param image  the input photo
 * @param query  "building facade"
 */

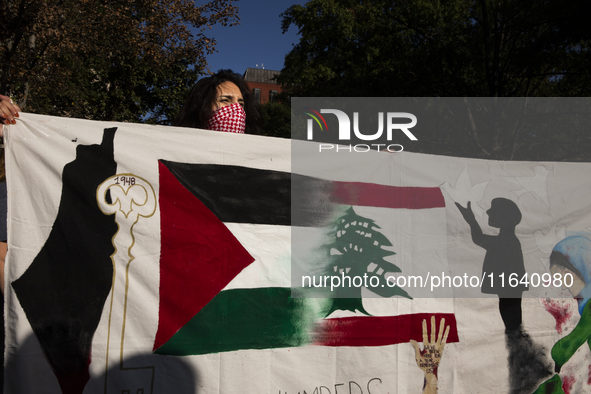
xmin=242 ymin=68 xmax=282 ymax=105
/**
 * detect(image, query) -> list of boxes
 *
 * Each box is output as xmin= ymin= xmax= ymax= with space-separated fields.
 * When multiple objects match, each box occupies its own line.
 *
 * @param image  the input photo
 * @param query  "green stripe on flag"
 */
xmin=154 ymin=287 xmax=317 ymax=355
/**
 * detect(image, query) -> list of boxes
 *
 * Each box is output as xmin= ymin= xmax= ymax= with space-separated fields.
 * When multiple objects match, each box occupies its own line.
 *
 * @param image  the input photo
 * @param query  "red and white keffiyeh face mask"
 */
xmin=207 ymin=103 xmax=246 ymax=134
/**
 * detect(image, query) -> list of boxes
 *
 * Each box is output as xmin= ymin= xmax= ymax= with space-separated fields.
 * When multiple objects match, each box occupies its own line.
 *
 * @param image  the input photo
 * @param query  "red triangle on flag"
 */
xmin=154 ymin=161 xmax=255 ymax=351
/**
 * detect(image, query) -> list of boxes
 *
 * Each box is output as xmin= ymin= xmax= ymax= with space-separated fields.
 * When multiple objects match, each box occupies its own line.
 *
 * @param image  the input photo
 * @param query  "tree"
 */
xmin=324 ymin=207 xmax=411 ymax=316
xmin=280 ymin=0 xmax=591 ymax=98
xmin=260 ymin=101 xmax=291 ymax=138
xmin=0 ymin=0 xmax=239 ymax=123
xmin=280 ymin=0 xmax=591 ymax=161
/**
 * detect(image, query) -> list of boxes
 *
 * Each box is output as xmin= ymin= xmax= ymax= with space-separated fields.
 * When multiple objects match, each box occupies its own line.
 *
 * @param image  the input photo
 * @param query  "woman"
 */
xmin=534 ymin=236 xmax=591 ymax=393
xmin=1 ymin=69 xmax=262 ymax=133
xmin=173 ymin=69 xmax=262 ymax=134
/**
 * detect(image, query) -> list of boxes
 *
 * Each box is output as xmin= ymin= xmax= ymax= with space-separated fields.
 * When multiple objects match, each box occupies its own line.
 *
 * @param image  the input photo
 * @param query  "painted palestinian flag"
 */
xmin=153 ymin=160 xmax=458 ymax=356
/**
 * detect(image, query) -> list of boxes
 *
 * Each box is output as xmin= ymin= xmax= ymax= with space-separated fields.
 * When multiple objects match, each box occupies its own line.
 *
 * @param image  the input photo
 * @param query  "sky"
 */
xmin=201 ymin=1 xmax=307 ymax=76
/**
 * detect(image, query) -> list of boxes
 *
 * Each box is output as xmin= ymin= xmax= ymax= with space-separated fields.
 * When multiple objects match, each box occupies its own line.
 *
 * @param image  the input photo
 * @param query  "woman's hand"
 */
xmin=0 ymin=95 xmax=21 ymax=134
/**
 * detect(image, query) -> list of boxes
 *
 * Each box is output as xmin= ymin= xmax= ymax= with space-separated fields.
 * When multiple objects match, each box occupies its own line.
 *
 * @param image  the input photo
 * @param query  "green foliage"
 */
xmin=261 ymin=101 xmax=292 ymax=138
xmin=0 ymin=0 xmax=239 ymax=123
xmin=279 ymin=0 xmax=591 ymax=160
xmin=280 ymin=0 xmax=591 ymax=98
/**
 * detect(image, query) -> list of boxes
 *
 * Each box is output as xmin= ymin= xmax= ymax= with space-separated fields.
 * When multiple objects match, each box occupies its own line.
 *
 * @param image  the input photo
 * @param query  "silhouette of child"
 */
xmin=456 ymin=198 xmax=527 ymax=331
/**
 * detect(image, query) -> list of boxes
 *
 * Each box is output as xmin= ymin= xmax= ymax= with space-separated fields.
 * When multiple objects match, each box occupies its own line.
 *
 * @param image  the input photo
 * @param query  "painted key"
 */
xmin=97 ymin=174 xmax=157 ymax=394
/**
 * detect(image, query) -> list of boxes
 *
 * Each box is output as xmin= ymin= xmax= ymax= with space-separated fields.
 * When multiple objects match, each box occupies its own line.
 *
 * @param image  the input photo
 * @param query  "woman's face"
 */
xmin=212 ymin=81 xmax=244 ymax=111
xmin=550 ymin=265 xmax=586 ymax=297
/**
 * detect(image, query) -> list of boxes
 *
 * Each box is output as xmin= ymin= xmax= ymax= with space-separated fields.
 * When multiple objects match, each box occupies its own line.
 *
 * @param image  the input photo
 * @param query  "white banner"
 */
xmin=4 ymin=113 xmax=591 ymax=393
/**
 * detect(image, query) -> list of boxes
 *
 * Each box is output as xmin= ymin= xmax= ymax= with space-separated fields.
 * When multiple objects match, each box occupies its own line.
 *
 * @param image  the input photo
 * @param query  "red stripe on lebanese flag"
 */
xmin=331 ymin=181 xmax=445 ymax=209
xmin=316 ymin=313 xmax=458 ymax=347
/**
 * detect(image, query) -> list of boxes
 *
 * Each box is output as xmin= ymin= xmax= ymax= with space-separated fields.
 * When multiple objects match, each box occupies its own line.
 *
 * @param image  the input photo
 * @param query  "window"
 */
xmin=269 ymin=90 xmax=278 ymax=102
xmin=253 ymin=89 xmax=261 ymax=103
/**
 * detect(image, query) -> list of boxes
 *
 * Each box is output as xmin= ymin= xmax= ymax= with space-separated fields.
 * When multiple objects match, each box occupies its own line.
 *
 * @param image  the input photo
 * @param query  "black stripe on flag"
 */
xmin=160 ymin=160 xmax=336 ymax=227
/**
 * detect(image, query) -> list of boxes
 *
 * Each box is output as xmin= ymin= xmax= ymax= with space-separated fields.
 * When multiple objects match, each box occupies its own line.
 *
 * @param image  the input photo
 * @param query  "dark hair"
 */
xmin=173 ymin=69 xmax=263 ymax=134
